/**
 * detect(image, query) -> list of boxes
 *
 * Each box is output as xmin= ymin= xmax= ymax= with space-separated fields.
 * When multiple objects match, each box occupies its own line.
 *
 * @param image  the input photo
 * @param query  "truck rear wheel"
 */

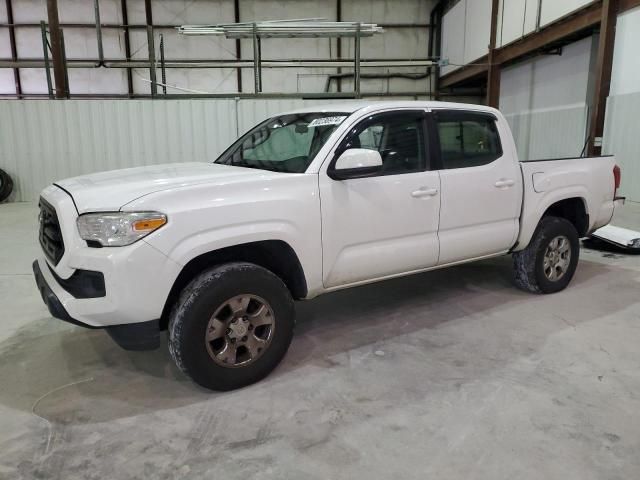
xmin=168 ymin=262 xmax=295 ymax=391
xmin=513 ymin=216 xmax=580 ymax=294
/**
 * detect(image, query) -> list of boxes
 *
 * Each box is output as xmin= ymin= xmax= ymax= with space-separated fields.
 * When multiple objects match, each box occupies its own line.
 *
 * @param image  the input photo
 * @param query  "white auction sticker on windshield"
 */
xmin=308 ymin=116 xmax=347 ymax=128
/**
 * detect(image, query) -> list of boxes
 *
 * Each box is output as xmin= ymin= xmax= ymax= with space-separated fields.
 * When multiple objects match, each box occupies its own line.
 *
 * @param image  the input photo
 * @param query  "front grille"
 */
xmin=39 ymin=198 xmax=65 ymax=265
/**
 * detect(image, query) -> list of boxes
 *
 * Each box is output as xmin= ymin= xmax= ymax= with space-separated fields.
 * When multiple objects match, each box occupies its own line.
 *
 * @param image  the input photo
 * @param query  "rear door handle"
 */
xmin=494 ymin=179 xmax=516 ymax=189
xmin=411 ymin=187 xmax=439 ymax=198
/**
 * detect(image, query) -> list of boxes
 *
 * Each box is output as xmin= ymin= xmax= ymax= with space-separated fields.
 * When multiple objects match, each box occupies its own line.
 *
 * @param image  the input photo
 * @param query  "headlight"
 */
xmin=77 ymin=212 xmax=167 ymax=247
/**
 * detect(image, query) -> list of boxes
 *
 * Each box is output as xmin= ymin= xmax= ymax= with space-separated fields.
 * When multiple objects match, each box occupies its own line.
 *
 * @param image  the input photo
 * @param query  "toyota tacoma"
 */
xmin=33 ymin=101 xmax=621 ymax=390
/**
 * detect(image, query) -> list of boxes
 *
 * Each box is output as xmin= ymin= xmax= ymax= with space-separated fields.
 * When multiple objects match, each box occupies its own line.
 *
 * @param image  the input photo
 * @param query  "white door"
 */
xmin=319 ymin=110 xmax=441 ymax=288
xmin=433 ymin=110 xmax=522 ymax=264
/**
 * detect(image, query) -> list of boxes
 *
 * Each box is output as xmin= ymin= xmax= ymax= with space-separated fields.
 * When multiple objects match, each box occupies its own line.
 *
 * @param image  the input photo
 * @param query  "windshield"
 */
xmin=215 ymin=112 xmax=349 ymax=173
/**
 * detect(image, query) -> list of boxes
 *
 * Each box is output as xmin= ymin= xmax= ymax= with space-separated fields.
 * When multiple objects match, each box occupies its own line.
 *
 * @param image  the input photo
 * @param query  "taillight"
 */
xmin=613 ymin=165 xmax=621 ymax=193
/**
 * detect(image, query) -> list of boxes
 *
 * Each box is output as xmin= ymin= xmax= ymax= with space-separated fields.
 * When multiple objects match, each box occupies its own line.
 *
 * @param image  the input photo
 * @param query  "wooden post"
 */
xmin=486 ymin=0 xmax=501 ymax=107
xmin=588 ymin=0 xmax=618 ymax=156
xmin=46 ymin=0 xmax=67 ymax=98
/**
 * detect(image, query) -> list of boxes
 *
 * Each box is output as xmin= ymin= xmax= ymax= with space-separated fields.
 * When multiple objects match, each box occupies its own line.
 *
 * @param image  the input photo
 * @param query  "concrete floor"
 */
xmin=1 ymin=201 xmax=640 ymax=480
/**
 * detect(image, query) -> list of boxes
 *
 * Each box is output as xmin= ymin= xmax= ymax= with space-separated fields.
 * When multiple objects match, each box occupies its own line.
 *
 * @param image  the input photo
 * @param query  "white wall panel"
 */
xmin=609 ymin=6 xmax=640 ymax=97
xmin=499 ymin=0 xmax=527 ymax=46
xmin=440 ymin=0 xmax=492 ymax=75
xmin=603 ymin=93 xmax=640 ymax=201
xmin=464 ymin=0 xmax=492 ymax=63
xmin=504 ymin=105 xmax=588 ymax=161
xmin=0 ymin=29 xmax=10 ymax=58
xmin=500 ymin=37 xmax=595 ymax=160
xmin=18 ymin=68 xmax=50 ymax=95
xmin=0 ymin=99 xmax=340 ymax=202
xmin=602 ymin=6 xmax=640 ymax=202
xmin=498 ymin=0 xmax=541 ymax=47
xmin=539 ymin=0 xmax=593 ymax=27
xmin=500 ymin=37 xmax=594 ymax=113
xmin=67 ymin=68 xmax=129 ymax=95
xmin=441 ymin=0 xmax=466 ymax=76
xmin=11 ymin=0 xmax=47 ymax=22
xmin=0 ymin=69 xmax=15 ymax=94
xmin=523 ymin=0 xmax=539 ymax=36
xmin=0 ymin=100 xmax=235 ymax=201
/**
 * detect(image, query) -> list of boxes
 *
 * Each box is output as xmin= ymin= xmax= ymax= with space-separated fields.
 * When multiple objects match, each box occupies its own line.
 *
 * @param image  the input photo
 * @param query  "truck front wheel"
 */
xmin=513 ymin=216 xmax=580 ymax=294
xmin=168 ymin=262 xmax=295 ymax=391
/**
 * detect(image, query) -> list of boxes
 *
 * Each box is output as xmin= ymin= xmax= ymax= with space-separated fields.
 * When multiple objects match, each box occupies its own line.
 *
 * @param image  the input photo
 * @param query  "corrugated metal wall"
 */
xmin=603 ymin=93 xmax=640 ymax=202
xmin=504 ymin=105 xmax=589 ymax=161
xmin=603 ymin=6 xmax=640 ymax=203
xmin=0 ymin=99 xmax=329 ymax=202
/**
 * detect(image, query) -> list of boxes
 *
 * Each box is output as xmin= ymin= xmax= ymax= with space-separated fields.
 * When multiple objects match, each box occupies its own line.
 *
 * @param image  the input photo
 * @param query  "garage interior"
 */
xmin=1 ymin=0 xmax=640 ymax=479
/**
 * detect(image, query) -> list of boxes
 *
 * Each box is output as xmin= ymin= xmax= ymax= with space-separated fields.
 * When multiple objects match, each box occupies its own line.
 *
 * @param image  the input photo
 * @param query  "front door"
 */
xmin=319 ymin=110 xmax=441 ymax=288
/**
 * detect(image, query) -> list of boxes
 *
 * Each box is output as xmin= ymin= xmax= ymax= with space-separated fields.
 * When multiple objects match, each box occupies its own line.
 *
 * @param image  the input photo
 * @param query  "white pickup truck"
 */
xmin=33 ymin=101 xmax=621 ymax=390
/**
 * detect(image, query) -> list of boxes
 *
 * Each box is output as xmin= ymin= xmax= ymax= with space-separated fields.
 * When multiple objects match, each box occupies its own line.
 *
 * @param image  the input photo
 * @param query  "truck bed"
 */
xmin=515 ymin=155 xmax=617 ymax=250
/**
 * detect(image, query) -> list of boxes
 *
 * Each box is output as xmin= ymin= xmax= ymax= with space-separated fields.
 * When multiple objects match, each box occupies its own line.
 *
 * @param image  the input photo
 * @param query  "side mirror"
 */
xmin=330 ymin=148 xmax=383 ymax=180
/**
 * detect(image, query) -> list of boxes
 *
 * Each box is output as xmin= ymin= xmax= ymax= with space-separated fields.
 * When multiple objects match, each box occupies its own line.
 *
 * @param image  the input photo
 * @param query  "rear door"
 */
xmin=432 ymin=110 xmax=522 ymax=264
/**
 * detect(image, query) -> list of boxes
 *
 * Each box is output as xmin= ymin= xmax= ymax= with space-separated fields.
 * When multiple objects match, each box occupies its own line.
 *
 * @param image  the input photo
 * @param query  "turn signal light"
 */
xmin=133 ymin=218 xmax=167 ymax=232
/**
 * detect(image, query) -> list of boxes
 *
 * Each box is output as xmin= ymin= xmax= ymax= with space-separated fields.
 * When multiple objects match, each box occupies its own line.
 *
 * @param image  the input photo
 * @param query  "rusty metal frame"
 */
xmin=120 ymin=0 xmax=134 ymax=96
xmin=4 ymin=0 xmax=21 ymax=97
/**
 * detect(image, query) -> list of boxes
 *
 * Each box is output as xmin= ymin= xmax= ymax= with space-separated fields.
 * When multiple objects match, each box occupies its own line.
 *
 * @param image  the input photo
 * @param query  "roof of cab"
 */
xmin=281 ymin=100 xmax=499 ymax=116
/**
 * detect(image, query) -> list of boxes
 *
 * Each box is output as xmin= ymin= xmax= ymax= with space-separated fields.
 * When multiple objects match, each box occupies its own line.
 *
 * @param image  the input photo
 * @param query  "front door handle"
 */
xmin=495 ymin=179 xmax=516 ymax=189
xmin=411 ymin=187 xmax=439 ymax=198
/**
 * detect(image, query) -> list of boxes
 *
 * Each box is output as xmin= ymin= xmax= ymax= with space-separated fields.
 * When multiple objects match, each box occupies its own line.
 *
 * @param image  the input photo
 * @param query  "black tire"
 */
xmin=0 ymin=168 xmax=13 ymax=202
xmin=168 ymin=262 xmax=295 ymax=391
xmin=513 ymin=216 xmax=580 ymax=294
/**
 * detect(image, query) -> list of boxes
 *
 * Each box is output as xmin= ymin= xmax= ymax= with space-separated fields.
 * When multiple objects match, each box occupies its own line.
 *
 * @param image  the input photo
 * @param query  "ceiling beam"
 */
xmin=439 ymin=57 xmax=488 ymax=89
xmin=619 ymin=0 xmax=640 ymax=12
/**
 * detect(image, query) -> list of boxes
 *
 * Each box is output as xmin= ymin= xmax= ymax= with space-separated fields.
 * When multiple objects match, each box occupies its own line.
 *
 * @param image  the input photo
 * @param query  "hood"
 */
xmin=55 ymin=162 xmax=269 ymax=213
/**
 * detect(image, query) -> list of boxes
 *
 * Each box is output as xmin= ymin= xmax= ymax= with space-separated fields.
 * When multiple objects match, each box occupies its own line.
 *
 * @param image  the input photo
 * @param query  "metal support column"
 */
xmin=144 ymin=0 xmax=157 ymax=96
xmin=252 ymin=23 xmax=261 ymax=93
xmin=588 ymin=0 xmax=618 ymax=156
xmin=93 ymin=0 xmax=104 ymax=64
xmin=40 ymin=21 xmax=54 ymax=98
xmin=46 ymin=0 xmax=67 ymax=98
xmin=160 ymin=33 xmax=167 ymax=94
xmin=147 ymin=26 xmax=157 ymax=96
xmin=5 ymin=0 xmax=22 ymax=97
xmin=120 ymin=0 xmax=134 ymax=96
xmin=234 ymin=0 xmax=242 ymax=92
xmin=336 ymin=0 xmax=342 ymax=93
xmin=486 ymin=0 xmax=501 ymax=107
xmin=59 ymin=29 xmax=70 ymax=97
xmin=354 ymin=22 xmax=361 ymax=98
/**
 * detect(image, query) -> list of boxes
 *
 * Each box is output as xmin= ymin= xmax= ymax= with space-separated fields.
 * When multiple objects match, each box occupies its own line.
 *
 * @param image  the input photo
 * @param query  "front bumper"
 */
xmin=33 ymin=260 xmax=160 ymax=351
xmin=36 ymin=185 xmax=181 ymax=328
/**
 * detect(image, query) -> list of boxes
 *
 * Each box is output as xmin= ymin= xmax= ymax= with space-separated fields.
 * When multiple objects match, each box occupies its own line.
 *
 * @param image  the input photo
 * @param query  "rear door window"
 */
xmin=434 ymin=111 xmax=503 ymax=169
